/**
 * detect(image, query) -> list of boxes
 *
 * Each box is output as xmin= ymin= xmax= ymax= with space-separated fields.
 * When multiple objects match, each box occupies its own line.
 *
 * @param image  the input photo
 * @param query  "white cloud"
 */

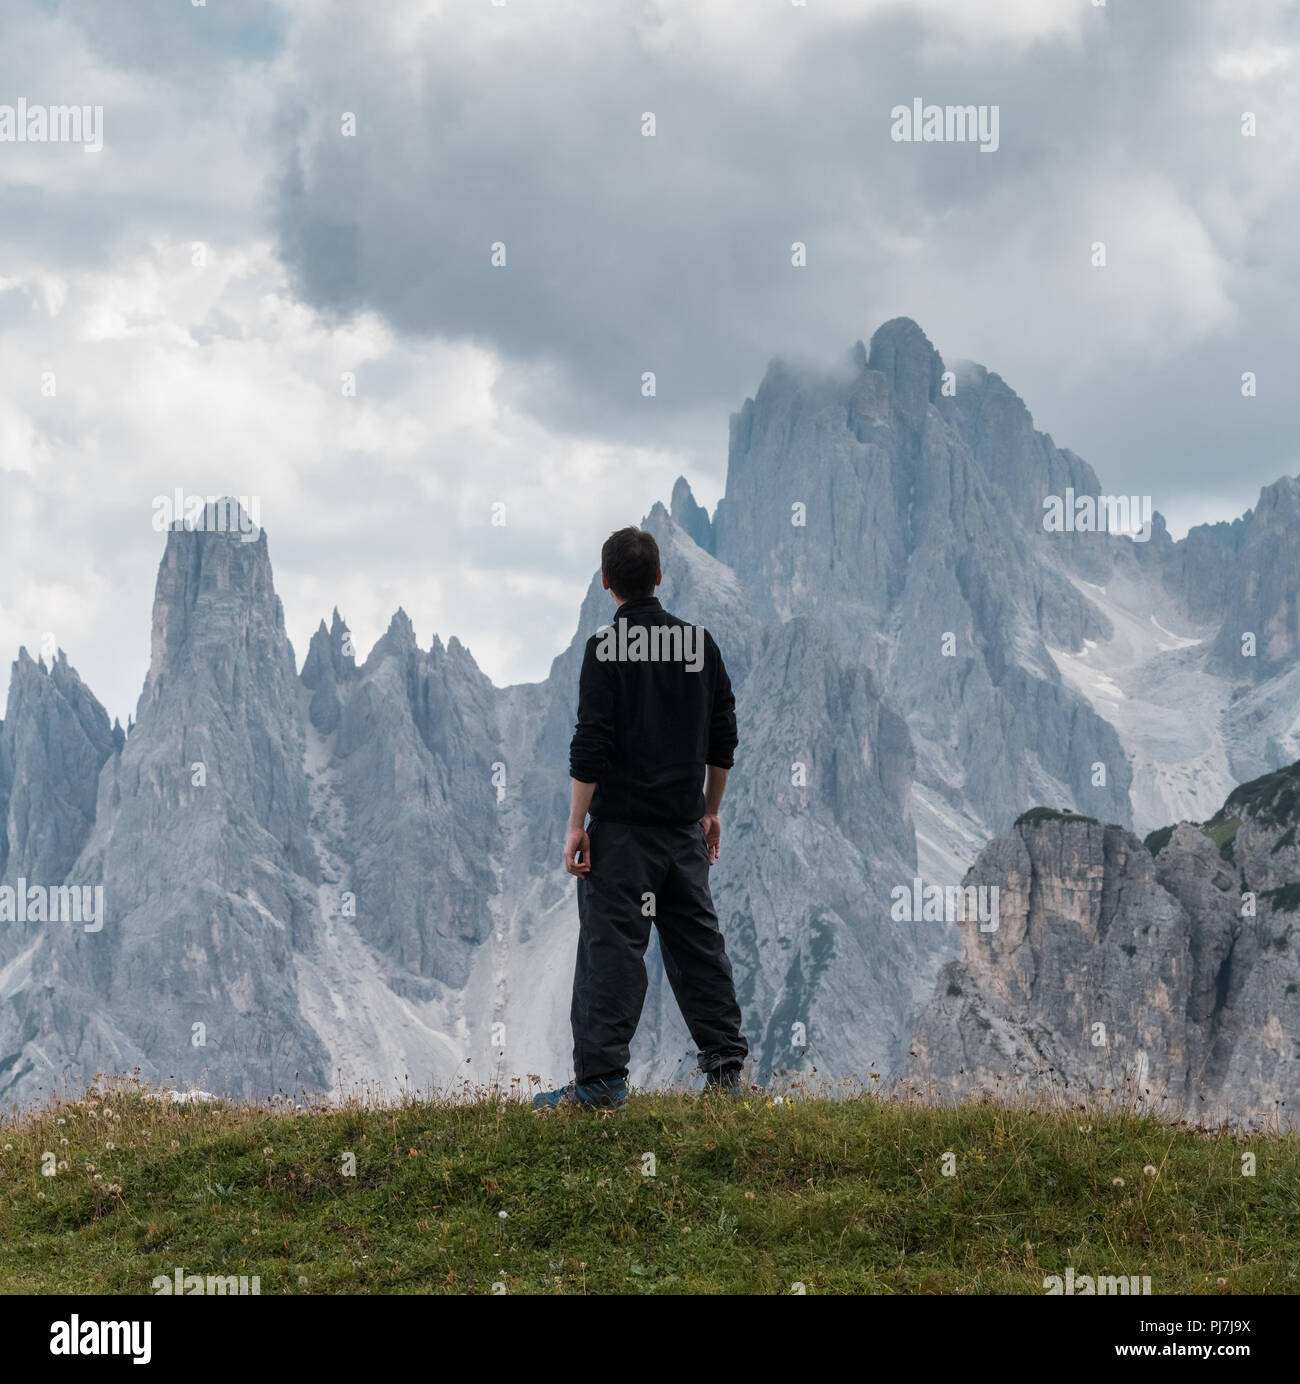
xmin=0 ymin=242 xmax=688 ymax=721
xmin=1213 ymin=44 xmax=1300 ymax=81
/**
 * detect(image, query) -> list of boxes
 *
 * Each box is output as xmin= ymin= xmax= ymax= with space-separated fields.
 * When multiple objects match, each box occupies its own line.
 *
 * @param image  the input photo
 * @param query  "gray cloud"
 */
xmin=273 ymin=0 xmax=1300 ymax=512
xmin=2 ymin=0 xmax=1298 ymax=721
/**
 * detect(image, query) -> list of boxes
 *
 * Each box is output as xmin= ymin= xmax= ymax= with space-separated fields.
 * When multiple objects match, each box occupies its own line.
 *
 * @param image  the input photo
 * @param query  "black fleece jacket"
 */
xmin=568 ymin=596 xmax=738 ymax=827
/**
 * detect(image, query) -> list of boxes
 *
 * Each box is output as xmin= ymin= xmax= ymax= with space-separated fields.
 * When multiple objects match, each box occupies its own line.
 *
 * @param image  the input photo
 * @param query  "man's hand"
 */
xmin=700 ymin=813 xmax=721 ymax=865
xmin=564 ymin=780 xmax=597 ymax=878
xmin=564 ymin=824 xmax=591 ymax=877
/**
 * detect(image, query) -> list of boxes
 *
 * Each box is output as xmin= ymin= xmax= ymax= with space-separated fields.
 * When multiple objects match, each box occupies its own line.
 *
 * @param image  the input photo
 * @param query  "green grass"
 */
xmin=1137 ymin=758 xmax=1300 ymax=860
xmin=1202 ymin=815 xmax=1242 ymax=855
xmin=2 ymin=1080 xmax=1298 ymax=1295
xmin=1215 ymin=761 xmax=1300 ymax=830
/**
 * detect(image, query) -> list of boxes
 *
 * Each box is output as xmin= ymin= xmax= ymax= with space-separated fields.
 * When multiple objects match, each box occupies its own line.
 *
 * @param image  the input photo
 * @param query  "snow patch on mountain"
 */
xmin=1049 ymin=573 xmax=1236 ymax=831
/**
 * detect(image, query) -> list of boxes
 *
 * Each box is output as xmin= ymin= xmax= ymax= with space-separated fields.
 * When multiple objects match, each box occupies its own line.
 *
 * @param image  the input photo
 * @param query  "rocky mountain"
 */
xmin=711 ymin=321 xmax=1136 ymax=867
xmin=0 ymin=320 xmax=1296 ymax=1117
xmin=0 ymin=649 xmax=115 ymax=891
xmin=906 ymin=762 xmax=1300 ymax=1128
xmin=1 ymin=518 xmax=330 ymax=1098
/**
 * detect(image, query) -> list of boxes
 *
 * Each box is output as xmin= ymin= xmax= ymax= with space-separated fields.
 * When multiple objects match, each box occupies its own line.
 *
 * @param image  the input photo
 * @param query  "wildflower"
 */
xmin=1143 ymin=1165 xmax=1157 ymax=1177
xmin=498 ymin=1210 xmax=508 ymax=1219
xmin=105 ymin=1141 xmax=115 ymax=1151
xmin=1111 ymin=1177 xmax=1125 ymax=1187
xmin=59 ymin=1137 xmax=68 ymax=1146
xmin=263 ymin=1147 xmax=273 ymax=1156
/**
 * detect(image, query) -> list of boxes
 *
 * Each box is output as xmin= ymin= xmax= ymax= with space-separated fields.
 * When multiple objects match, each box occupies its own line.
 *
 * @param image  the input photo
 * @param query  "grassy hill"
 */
xmin=2 ymin=1080 xmax=1298 ymax=1294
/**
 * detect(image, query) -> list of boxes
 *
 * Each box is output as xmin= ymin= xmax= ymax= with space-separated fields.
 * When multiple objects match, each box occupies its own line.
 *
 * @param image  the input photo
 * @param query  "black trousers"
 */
xmin=572 ymin=818 xmax=749 ymax=1085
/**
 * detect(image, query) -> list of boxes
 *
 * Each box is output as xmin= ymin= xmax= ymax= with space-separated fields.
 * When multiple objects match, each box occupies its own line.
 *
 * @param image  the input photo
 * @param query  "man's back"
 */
xmin=569 ymin=595 xmax=737 ymax=828
xmin=538 ymin=524 xmax=748 ymax=1111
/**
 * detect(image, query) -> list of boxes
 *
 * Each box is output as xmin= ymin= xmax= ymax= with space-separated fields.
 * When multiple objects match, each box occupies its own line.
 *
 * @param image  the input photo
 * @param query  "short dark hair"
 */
xmin=601 ymin=527 xmax=661 ymax=600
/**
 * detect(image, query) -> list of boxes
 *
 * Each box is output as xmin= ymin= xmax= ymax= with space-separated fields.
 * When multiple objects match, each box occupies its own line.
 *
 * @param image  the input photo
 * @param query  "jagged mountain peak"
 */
xmin=1203 ymin=471 xmax=1300 ymax=673
xmin=670 ymin=476 xmax=713 ymax=554
xmin=0 ymin=643 xmax=114 ymax=889
xmin=866 ymin=316 xmax=945 ymax=418
xmin=144 ymin=512 xmax=285 ymax=713
xmin=164 ymin=497 xmax=261 ymax=535
xmin=868 ymin=314 xmax=940 ymax=358
xmin=364 ymin=607 xmax=419 ymax=670
xmin=1254 ymin=472 xmax=1300 ymax=522
xmin=7 ymin=645 xmax=111 ymax=743
xmin=301 ymin=607 xmax=359 ymax=708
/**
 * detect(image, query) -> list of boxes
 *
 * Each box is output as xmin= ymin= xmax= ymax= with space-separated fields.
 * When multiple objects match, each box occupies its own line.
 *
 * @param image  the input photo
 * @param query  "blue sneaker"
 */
xmin=533 ymin=1077 xmax=629 ymax=1111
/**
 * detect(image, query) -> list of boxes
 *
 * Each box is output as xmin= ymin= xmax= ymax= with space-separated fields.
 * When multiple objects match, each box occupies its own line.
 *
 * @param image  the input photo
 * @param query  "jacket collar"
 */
xmin=613 ymin=596 xmax=663 ymax=620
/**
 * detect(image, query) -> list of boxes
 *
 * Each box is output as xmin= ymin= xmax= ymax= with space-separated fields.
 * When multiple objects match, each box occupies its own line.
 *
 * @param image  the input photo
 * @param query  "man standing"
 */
xmin=534 ymin=527 xmax=749 ymax=1110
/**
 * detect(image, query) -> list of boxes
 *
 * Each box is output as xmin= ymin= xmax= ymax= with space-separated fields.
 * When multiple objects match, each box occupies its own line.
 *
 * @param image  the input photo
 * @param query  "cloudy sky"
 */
xmin=1 ymin=0 xmax=1297 ymax=721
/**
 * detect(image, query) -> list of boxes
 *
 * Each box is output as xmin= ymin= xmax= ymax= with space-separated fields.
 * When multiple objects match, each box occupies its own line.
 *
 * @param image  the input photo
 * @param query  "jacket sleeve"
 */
xmin=569 ymin=635 xmax=617 ymax=783
xmin=705 ymin=632 xmax=738 ymax=769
